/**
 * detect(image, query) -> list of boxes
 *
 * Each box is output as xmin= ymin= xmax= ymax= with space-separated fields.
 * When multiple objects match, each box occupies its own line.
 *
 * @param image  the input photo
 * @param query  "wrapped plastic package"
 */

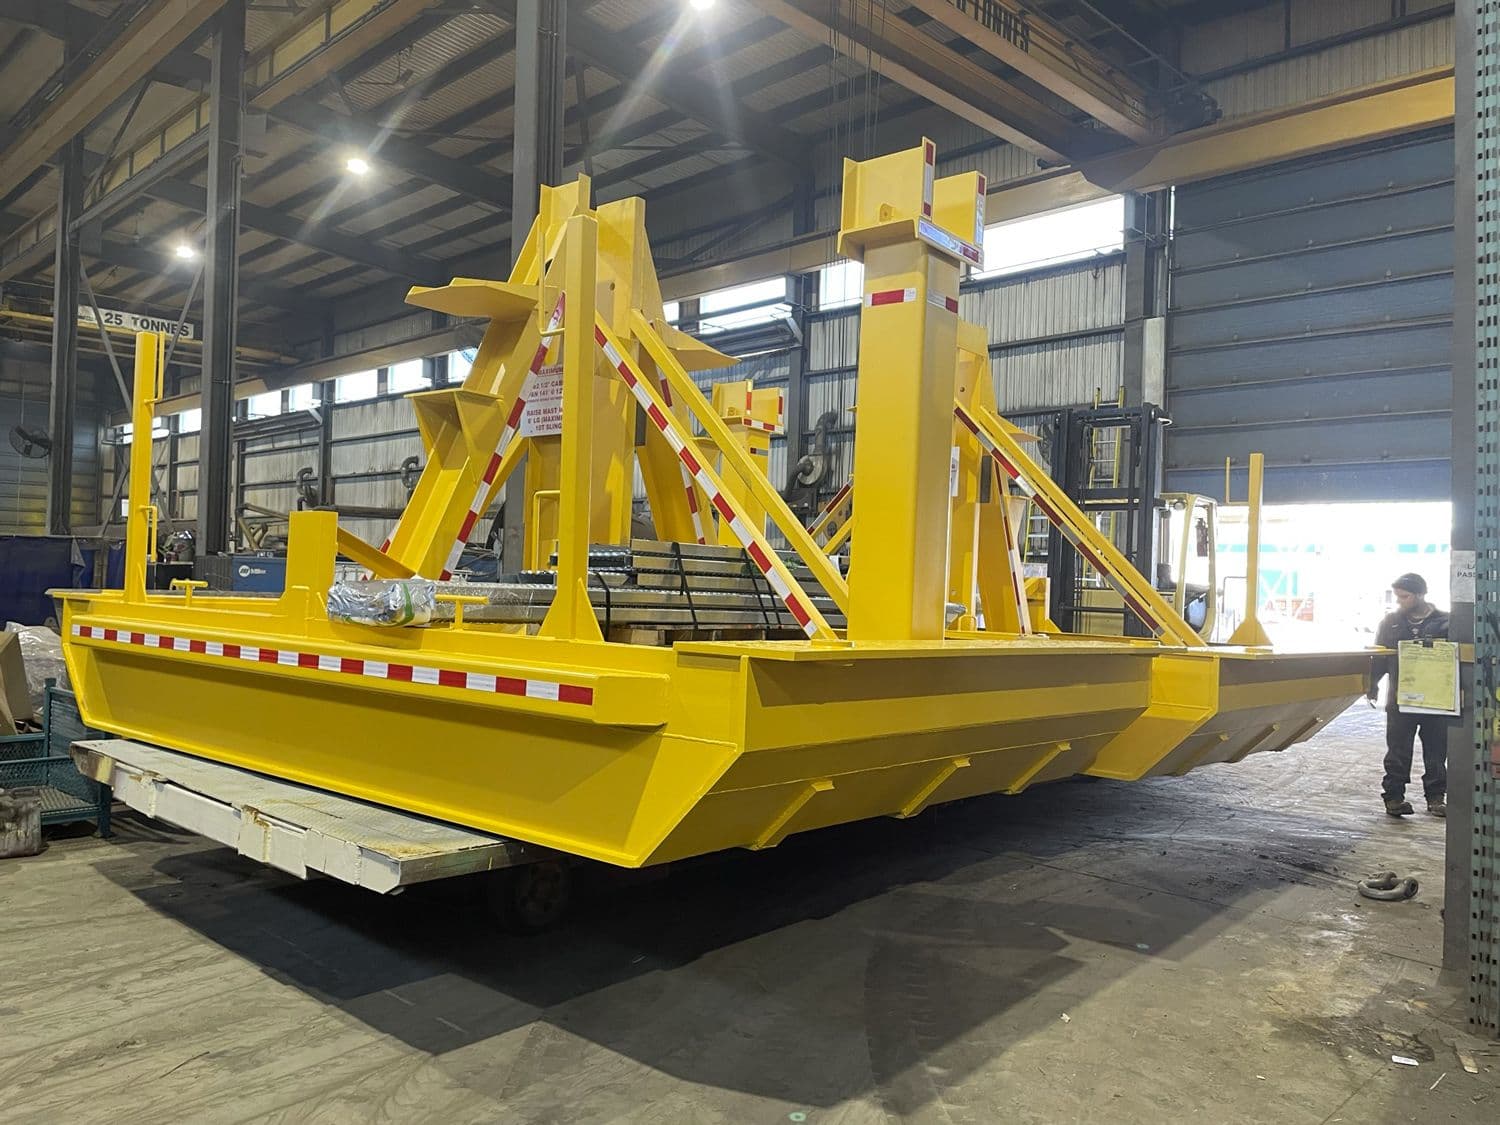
xmin=5 ymin=623 xmax=69 ymax=713
xmin=326 ymin=580 xmax=437 ymax=627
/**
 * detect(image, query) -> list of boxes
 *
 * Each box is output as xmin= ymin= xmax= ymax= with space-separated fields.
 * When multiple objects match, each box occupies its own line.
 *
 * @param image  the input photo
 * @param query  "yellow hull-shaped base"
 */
xmin=57 ymin=591 xmax=1367 ymax=869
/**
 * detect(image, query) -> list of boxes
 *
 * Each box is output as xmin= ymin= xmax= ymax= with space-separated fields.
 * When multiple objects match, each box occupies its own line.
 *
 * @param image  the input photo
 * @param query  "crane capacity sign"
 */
xmin=78 ymin=305 xmax=196 ymax=340
xmin=518 ymin=364 xmax=563 ymax=437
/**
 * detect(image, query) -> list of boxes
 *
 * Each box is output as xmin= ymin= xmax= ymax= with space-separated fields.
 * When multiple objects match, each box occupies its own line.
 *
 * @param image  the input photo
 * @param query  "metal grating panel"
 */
xmin=1472 ymin=0 xmax=1500 ymax=1037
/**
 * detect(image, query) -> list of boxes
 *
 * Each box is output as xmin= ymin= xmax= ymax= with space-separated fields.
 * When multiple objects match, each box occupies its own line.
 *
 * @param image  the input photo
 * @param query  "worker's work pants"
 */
xmin=1382 ymin=711 xmax=1448 ymax=802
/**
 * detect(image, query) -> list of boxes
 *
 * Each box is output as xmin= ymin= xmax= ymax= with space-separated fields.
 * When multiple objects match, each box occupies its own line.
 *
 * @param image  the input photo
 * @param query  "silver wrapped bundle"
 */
xmin=326 ymin=579 xmax=437 ymax=627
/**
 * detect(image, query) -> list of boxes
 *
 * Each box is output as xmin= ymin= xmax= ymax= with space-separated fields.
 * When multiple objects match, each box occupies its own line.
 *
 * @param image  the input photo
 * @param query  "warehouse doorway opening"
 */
xmin=1215 ymin=502 xmax=1451 ymax=647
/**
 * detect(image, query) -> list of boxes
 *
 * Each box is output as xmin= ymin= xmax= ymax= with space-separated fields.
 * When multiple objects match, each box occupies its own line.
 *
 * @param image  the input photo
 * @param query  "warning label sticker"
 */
xmin=519 ymin=364 xmax=563 ymax=438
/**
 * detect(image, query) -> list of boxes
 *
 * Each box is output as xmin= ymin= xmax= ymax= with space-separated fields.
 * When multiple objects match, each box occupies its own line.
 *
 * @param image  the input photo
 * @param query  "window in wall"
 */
xmin=246 ymin=390 xmax=283 ymax=419
xmin=818 ymin=259 xmax=863 ymax=309
xmin=696 ymin=277 xmax=790 ymax=332
xmin=176 ymin=408 xmax=201 ymax=434
xmin=287 ymin=383 xmax=317 ymax=411
xmin=388 ymin=359 xmax=428 ymax=393
xmin=975 ymin=195 xmax=1125 ymax=279
xmin=335 ymin=369 xmax=378 ymax=402
xmin=119 ymin=421 xmax=168 ymax=444
xmin=449 ymin=349 xmax=475 ymax=383
xmin=662 ymin=300 xmax=680 ymax=323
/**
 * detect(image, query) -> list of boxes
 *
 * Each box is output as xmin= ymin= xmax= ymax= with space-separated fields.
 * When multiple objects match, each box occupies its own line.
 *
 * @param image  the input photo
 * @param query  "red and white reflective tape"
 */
xmin=974 ymin=173 xmax=987 ymax=251
xmin=70 ymin=624 xmax=594 ymax=706
xmin=816 ymin=480 xmax=852 ymax=523
xmin=776 ymin=389 xmax=785 ymax=428
xmin=734 ymin=417 xmax=782 ymax=434
xmin=595 ymin=324 xmax=820 ymax=637
xmin=927 ymin=291 xmax=959 ymax=314
xmin=922 ymin=140 xmax=935 ymax=218
xmin=866 ymin=287 xmax=916 ymax=307
xmin=437 ymin=296 xmax=566 ymax=579
xmin=651 ymin=350 xmax=707 ymax=544
xmin=954 ymin=406 xmax=1164 ymax=635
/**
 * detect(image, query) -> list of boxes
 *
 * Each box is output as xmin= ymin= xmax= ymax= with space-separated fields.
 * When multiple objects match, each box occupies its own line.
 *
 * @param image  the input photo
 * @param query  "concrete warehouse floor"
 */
xmin=3 ymin=705 xmax=1498 ymax=1124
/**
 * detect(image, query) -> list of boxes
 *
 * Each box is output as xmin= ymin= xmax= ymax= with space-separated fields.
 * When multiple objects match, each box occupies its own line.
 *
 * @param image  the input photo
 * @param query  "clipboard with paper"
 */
xmin=1395 ymin=639 xmax=1460 ymax=716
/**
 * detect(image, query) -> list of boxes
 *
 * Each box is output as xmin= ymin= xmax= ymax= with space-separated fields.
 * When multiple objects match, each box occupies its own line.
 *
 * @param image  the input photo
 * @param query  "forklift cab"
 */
xmin=1155 ymin=492 xmax=1218 ymax=638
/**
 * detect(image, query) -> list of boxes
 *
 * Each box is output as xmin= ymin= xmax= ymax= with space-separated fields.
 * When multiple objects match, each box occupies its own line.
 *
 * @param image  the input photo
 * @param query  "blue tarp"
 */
xmin=0 ymin=536 xmax=93 ymax=624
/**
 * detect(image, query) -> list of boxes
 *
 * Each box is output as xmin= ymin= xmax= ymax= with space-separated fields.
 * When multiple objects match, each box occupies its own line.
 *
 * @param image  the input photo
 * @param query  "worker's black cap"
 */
xmin=1392 ymin=572 xmax=1427 ymax=596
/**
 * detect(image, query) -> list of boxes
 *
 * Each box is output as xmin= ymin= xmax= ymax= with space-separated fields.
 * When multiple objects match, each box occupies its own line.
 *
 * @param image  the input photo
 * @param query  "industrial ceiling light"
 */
xmin=689 ymin=0 xmax=715 ymax=10
xmin=346 ymin=155 xmax=371 ymax=176
xmin=173 ymin=243 xmax=196 ymax=260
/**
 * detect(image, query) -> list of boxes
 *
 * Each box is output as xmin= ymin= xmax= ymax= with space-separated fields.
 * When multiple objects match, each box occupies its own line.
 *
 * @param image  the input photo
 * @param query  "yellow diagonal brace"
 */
xmin=629 ymin=310 xmax=851 ymax=615
xmin=337 ymin=528 xmax=414 ymax=579
xmin=955 ymin=400 xmax=1205 ymax=648
xmin=807 ymin=480 xmax=852 ymax=540
xmin=596 ymin=317 xmax=841 ymax=642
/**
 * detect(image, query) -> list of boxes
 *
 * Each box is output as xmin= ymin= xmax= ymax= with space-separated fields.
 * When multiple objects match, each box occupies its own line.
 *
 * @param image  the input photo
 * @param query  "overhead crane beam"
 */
xmin=754 ymin=0 xmax=1095 ymax=163
xmin=0 ymin=0 xmax=229 ymax=203
xmin=903 ymin=0 xmax=1159 ymax=142
xmin=142 ymin=177 xmax=448 ymax=282
xmin=561 ymin=7 xmax=810 ymax=170
xmin=657 ymin=66 xmax=1455 ymax=300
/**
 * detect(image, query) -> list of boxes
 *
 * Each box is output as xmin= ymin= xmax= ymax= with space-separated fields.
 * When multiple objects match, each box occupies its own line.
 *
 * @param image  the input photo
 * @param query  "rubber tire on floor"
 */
xmin=487 ymin=860 xmax=573 ymax=933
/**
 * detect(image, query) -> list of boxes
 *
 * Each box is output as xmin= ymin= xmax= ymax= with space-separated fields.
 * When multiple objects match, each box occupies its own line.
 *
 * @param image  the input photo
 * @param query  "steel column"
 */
xmin=510 ymin=0 xmax=565 ymax=262
xmin=1122 ymin=190 xmax=1168 ymax=408
xmin=504 ymin=0 xmax=565 ymax=572
xmin=1448 ymin=0 xmax=1478 ymax=984
xmin=196 ymin=0 xmax=244 ymax=560
xmin=785 ymin=182 xmax=816 ymax=505
xmin=45 ymin=136 xmax=83 ymax=535
xmin=1463 ymin=0 xmax=1499 ymax=1035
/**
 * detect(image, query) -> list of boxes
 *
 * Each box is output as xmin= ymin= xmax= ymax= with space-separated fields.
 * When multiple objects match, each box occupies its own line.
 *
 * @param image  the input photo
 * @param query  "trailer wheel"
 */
xmin=488 ymin=860 xmax=573 ymax=933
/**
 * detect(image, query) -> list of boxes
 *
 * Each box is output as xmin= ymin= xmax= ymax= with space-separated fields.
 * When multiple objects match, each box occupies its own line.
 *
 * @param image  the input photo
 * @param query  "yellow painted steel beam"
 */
xmin=539 ymin=212 xmax=604 ymax=642
xmin=903 ymin=0 xmax=1157 ymax=142
xmin=755 ymin=0 xmax=1085 ymax=162
xmin=956 ymin=399 xmax=1206 ymax=648
xmin=658 ymin=68 xmax=1455 ymax=300
xmin=335 ymin=527 xmax=413 ymax=578
xmin=602 ymin=315 xmax=841 ymax=641
xmin=124 ymin=333 xmax=164 ymax=601
xmin=630 ymin=310 xmax=851 ymax=615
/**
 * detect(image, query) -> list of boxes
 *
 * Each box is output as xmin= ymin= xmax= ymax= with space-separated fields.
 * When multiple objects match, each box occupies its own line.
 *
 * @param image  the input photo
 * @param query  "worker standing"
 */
xmin=1368 ymin=573 xmax=1450 ymax=818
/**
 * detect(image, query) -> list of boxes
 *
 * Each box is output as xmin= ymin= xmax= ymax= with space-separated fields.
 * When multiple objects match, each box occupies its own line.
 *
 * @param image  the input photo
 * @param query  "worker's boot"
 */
xmin=1384 ymin=797 xmax=1414 ymax=817
xmin=1427 ymin=796 xmax=1446 ymax=818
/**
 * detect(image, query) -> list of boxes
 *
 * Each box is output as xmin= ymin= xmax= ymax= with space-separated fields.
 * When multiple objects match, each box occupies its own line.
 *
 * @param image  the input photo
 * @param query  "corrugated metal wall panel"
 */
xmin=964 ymin=257 xmax=1125 ymax=343
xmin=994 ymin=334 xmax=1124 ymax=413
xmin=809 ymin=310 xmax=859 ymax=370
xmin=0 ymin=358 xmax=102 ymax=533
xmin=1202 ymin=16 xmax=1454 ymax=120
xmin=1166 ymin=130 xmax=1453 ymax=502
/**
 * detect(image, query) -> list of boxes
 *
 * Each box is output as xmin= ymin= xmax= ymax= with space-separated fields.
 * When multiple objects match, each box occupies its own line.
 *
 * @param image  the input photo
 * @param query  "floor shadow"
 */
xmin=89 ymin=728 xmax=1373 ymax=1110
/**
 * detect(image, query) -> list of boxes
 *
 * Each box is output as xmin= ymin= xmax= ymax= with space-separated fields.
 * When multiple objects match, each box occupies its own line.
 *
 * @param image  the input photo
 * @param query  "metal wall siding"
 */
xmin=1202 ymin=17 xmax=1454 ymax=120
xmin=1174 ymin=228 xmax=1452 ymax=309
xmin=331 ymin=433 xmax=424 ymax=478
xmin=0 ymin=358 xmax=101 ymax=533
xmin=1166 ymin=131 xmax=1454 ymax=502
xmin=806 ymin=370 xmax=857 ymax=425
xmin=993 ymin=334 xmax=1124 ymax=413
xmin=809 ymin=310 xmax=860 ymax=370
xmin=964 ymin=257 xmax=1125 ymax=343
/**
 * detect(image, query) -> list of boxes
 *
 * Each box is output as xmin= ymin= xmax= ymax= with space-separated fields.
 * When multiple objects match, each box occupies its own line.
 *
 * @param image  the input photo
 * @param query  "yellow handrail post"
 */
xmin=1227 ymin=452 xmax=1272 ymax=647
xmin=123 ymin=331 xmax=163 ymax=602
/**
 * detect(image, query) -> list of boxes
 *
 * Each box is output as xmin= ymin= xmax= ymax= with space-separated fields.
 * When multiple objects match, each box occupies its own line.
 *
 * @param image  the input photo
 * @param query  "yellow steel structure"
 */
xmin=56 ymin=141 xmax=1371 ymax=870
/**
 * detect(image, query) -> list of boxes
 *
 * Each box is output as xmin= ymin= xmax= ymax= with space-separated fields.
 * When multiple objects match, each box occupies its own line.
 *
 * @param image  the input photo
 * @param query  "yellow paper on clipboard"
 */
xmin=1396 ymin=639 xmax=1459 ymax=716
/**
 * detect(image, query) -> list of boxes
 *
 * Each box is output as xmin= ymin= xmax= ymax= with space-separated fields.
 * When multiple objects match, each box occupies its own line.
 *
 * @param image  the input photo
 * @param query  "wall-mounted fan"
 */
xmin=8 ymin=425 xmax=51 ymax=458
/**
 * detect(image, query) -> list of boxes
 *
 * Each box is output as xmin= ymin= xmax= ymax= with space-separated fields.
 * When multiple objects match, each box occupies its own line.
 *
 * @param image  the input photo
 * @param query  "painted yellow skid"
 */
xmin=56 ymin=579 xmax=1367 ymax=868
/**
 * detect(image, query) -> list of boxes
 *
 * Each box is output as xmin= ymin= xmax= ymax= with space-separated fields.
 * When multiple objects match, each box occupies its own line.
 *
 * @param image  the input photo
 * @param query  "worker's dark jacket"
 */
xmin=1372 ymin=607 xmax=1450 ymax=711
